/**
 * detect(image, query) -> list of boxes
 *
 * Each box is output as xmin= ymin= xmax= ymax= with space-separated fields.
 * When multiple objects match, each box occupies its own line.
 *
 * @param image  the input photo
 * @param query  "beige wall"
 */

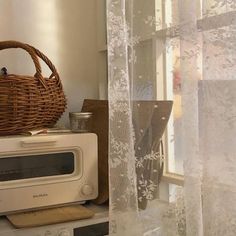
xmin=0 ymin=0 xmax=99 ymax=127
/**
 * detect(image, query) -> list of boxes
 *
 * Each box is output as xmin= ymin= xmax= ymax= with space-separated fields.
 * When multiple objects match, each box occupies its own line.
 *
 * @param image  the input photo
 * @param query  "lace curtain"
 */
xmin=107 ymin=0 xmax=236 ymax=235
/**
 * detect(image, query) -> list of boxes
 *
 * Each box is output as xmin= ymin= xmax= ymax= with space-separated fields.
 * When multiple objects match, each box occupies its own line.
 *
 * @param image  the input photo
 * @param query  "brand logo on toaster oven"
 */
xmin=33 ymin=193 xmax=48 ymax=198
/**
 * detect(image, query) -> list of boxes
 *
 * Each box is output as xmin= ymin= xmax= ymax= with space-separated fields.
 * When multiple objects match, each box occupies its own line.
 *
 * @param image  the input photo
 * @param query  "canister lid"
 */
xmin=69 ymin=112 xmax=93 ymax=118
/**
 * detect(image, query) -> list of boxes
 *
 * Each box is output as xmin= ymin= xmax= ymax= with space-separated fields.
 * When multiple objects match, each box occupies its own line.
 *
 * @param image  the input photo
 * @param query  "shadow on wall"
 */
xmin=56 ymin=0 xmax=99 ymax=127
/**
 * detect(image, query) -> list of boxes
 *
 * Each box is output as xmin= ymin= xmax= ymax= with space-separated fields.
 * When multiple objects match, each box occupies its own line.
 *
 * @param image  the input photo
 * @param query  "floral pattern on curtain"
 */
xmin=107 ymin=0 xmax=236 ymax=235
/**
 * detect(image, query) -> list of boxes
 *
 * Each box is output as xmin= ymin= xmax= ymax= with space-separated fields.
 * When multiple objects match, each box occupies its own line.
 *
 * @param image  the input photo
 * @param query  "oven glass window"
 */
xmin=0 ymin=152 xmax=75 ymax=181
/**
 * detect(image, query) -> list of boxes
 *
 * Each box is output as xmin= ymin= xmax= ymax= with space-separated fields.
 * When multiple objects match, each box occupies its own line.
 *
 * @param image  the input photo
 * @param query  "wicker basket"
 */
xmin=0 ymin=41 xmax=67 ymax=135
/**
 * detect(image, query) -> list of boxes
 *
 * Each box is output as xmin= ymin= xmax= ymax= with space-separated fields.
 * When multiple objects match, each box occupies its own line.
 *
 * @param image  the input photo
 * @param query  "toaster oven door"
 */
xmin=0 ymin=151 xmax=77 ymax=182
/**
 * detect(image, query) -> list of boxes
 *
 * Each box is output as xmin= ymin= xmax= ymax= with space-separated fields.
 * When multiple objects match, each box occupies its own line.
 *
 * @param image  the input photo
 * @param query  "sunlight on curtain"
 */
xmin=107 ymin=1 xmax=171 ymax=235
xmin=107 ymin=0 xmax=236 ymax=235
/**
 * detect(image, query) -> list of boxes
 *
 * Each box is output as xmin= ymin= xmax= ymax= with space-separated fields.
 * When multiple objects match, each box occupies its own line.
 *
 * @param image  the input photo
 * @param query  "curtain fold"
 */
xmin=107 ymin=0 xmax=236 ymax=235
xmin=107 ymin=1 xmax=143 ymax=235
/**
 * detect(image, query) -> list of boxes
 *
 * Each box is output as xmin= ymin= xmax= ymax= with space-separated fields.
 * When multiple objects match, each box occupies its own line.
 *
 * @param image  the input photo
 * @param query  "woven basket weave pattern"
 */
xmin=0 ymin=41 xmax=67 ymax=135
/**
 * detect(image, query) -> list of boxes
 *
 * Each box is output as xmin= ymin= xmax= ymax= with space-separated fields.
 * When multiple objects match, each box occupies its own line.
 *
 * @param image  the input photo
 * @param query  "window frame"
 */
xmin=155 ymin=1 xmax=236 ymax=185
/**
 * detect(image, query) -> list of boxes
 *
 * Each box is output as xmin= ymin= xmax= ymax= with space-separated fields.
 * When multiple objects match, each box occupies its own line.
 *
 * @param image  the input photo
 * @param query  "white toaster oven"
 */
xmin=0 ymin=133 xmax=98 ymax=215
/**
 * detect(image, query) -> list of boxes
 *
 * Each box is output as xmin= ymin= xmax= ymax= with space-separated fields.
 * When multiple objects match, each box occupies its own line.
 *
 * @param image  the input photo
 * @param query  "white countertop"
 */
xmin=0 ymin=203 xmax=109 ymax=236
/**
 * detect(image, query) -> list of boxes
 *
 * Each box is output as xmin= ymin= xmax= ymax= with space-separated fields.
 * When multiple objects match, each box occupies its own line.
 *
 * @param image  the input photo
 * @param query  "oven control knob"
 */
xmin=81 ymin=184 xmax=93 ymax=196
xmin=57 ymin=229 xmax=70 ymax=236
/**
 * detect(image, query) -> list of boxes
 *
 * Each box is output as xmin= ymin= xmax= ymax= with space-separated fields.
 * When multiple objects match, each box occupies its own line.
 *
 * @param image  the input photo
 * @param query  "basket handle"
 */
xmin=28 ymin=45 xmax=62 ymax=88
xmin=0 ymin=41 xmax=47 ymax=88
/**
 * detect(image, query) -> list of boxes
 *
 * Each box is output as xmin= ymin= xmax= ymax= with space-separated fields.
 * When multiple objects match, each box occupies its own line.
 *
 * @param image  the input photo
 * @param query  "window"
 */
xmin=154 ymin=0 xmax=187 ymax=185
xmin=100 ymin=0 xmax=234 ymax=188
xmin=154 ymin=0 xmax=235 ymax=187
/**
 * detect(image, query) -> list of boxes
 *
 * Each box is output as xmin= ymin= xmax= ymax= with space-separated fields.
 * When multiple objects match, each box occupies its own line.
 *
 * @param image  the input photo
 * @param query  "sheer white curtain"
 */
xmin=107 ymin=0 xmax=236 ymax=235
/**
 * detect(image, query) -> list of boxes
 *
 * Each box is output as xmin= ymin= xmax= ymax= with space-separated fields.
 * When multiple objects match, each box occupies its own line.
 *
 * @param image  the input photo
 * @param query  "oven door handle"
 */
xmin=21 ymin=138 xmax=57 ymax=148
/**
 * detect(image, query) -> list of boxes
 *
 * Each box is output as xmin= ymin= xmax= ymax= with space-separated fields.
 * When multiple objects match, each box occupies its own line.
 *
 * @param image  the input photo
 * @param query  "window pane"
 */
xmin=165 ymin=38 xmax=184 ymax=175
